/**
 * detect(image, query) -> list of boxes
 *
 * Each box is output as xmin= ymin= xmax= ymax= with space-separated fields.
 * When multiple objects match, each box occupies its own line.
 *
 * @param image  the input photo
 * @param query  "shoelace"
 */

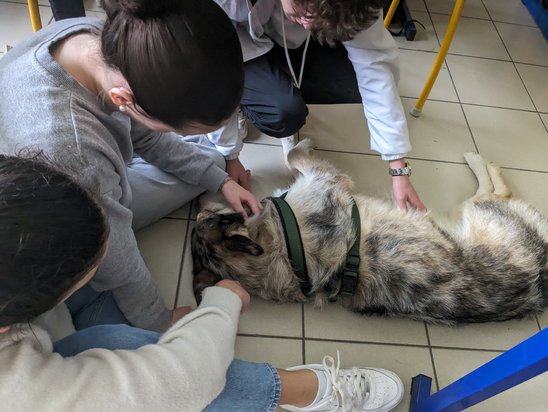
xmin=322 ymin=351 xmax=372 ymax=412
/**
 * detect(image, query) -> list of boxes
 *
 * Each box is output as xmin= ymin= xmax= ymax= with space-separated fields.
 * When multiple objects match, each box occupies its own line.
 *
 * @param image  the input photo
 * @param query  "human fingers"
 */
xmin=216 ymin=280 xmax=251 ymax=312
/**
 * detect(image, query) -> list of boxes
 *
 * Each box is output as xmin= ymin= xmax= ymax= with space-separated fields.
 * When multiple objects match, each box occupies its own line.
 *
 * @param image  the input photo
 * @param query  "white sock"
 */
xmin=304 ymin=369 xmax=330 ymax=407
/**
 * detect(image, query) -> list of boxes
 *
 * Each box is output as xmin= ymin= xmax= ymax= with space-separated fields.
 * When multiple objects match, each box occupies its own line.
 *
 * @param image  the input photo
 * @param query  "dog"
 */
xmin=191 ymin=139 xmax=547 ymax=325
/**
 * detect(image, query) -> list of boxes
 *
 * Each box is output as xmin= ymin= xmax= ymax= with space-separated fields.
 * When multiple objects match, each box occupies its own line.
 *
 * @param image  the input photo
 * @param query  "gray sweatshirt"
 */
xmin=0 ymin=18 xmax=228 ymax=331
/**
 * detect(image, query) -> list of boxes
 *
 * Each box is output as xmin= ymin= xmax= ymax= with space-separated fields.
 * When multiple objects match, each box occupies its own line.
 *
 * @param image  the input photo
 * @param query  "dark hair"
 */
xmin=0 ymin=154 xmax=109 ymax=326
xmin=100 ymin=0 xmax=244 ymax=128
xmin=294 ymin=0 xmax=385 ymax=45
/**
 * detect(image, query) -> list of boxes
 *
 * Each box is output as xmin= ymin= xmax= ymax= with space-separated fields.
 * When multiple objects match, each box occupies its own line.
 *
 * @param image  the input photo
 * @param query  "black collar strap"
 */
xmin=340 ymin=199 xmax=361 ymax=296
xmin=268 ymin=193 xmax=311 ymax=295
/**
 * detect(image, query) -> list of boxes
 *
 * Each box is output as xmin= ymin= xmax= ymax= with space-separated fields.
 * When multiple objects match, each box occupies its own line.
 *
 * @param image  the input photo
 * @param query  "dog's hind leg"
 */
xmin=463 ymin=152 xmax=494 ymax=197
xmin=285 ymin=138 xmax=317 ymax=174
xmin=486 ymin=161 xmax=512 ymax=198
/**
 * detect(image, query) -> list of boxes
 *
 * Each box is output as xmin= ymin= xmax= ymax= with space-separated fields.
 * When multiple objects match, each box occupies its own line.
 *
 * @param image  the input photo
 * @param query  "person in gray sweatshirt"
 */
xmin=0 ymin=0 xmax=262 ymax=332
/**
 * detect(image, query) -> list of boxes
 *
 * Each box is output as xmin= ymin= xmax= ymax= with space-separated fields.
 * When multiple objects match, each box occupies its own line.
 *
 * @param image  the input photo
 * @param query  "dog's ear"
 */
xmin=225 ymin=235 xmax=264 ymax=256
xmin=193 ymin=269 xmax=223 ymax=305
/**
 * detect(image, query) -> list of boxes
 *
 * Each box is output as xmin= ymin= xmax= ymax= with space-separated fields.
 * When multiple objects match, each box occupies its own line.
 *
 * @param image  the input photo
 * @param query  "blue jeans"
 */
xmin=64 ymin=284 xmax=130 ymax=330
xmin=54 ymin=325 xmax=280 ymax=411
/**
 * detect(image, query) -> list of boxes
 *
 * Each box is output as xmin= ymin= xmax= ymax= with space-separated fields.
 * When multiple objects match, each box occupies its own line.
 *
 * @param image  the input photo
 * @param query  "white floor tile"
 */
xmin=538 ymin=312 xmax=548 ymax=329
xmin=446 ymin=55 xmax=535 ymax=110
xmin=496 ymin=22 xmax=548 ymax=66
xmin=235 ymin=336 xmax=303 ymax=368
xmin=398 ymin=49 xmax=459 ymax=101
xmin=406 ymin=0 xmax=427 ymax=12
xmin=238 ymin=142 xmax=295 ymax=199
xmin=239 ymin=298 xmax=303 ymax=337
xmin=299 ymin=104 xmax=372 ymax=154
xmin=304 ymin=303 xmax=428 ymax=345
xmin=306 ymin=341 xmax=436 ymax=412
xmin=482 ymin=0 xmax=537 ymax=26
xmin=433 ymin=347 xmax=548 ymax=411
xmin=402 ymin=98 xmax=477 ymax=162
xmin=243 ymin=123 xmax=282 ymax=146
xmin=0 ymin=2 xmax=53 ymax=48
xmin=319 ymin=150 xmax=478 ymax=213
xmin=425 ymin=0 xmax=489 ymax=19
xmin=541 ymin=112 xmax=548 ymax=129
xmin=516 ymin=64 xmax=548 ymax=112
xmin=428 ymin=318 xmax=540 ymax=350
xmin=135 ymin=218 xmax=187 ymax=309
xmin=8 ymin=0 xmax=49 ymax=5
xmin=500 ymin=168 xmax=548 ymax=216
xmin=463 ymin=105 xmax=548 ymax=172
xmin=167 ymin=203 xmax=191 ymax=219
xmin=431 ymin=14 xmax=510 ymax=60
xmin=394 ymin=11 xmax=439 ymax=52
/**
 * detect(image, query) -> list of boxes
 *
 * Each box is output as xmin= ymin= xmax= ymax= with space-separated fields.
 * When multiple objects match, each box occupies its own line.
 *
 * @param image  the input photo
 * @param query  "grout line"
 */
xmin=397 ymin=46 xmax=548 ymax=69
xmin=427 ymin=10 xmax=538 ymax=29
xmin=236 ymin=333 xmax=512 ymax=354
xmin=490 ymin=12 xmax=540 ymax=110
xmin=313 ymin=147 xmax=548 ymax=174
xmin=301 ymin=304 xmax=306 ymax=364
xmin=424 ymin=322 xmax=441 ymax=391
xmin=456 ymin=101 xmax=539 ymax=114
xmin=487 ymin=7 xmax=548 ymax=136
xmin=162 ymin=216 xmax=191 ymax=221
xmin=419 ymin=0 xmax=479 ymax=160
xmin=172 ymin=218 xmax=192 ymax=309
xmin=425 ymin=10 xmax=481 ymax=156
xmin=534 ymin=315 xmax=542 ymax=331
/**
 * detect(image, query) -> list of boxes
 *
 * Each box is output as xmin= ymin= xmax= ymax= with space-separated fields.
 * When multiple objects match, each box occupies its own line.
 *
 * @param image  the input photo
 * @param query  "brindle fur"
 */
xmin=192 ymin=139 xmax=547 ymax=325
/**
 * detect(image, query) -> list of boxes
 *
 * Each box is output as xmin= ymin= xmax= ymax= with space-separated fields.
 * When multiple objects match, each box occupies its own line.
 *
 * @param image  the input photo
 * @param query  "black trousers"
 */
xmin=48 ymin=0 xmax=85 ymax=20
xmin=241 ymin=41 xmax=361 ymax=138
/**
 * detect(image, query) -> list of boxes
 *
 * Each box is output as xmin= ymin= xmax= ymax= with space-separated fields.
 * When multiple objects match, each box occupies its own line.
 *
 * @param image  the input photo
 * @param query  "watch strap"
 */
xmin=388 ymin=162 xmax=412 ymax=176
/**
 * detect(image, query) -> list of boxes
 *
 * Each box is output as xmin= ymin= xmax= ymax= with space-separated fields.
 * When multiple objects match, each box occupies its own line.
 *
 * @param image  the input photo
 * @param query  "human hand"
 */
xmin=220 ymin=179 xmax=262 ymax=219
xmin=170 ymin=306 xmax=194 ymax=326
xmin=226 ymin=158 xmax=251 ymax=190
xmin=216 ymin=279 xmax=251 ymax=314
xmin=392 ymin=175 xmax=427 ymax=212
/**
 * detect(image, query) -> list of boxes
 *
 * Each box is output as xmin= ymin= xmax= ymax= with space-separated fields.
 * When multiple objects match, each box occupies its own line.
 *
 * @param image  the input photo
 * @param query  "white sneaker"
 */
xmin=280 ymin=352 xmax=404 ymax=412
xmin=237 ymin=108 xmax=248 ymax=140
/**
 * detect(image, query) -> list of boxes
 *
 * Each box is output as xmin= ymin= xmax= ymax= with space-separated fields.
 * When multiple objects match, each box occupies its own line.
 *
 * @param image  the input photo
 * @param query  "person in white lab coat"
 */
xmin=209 ymin=0 xmax=426 ymax=211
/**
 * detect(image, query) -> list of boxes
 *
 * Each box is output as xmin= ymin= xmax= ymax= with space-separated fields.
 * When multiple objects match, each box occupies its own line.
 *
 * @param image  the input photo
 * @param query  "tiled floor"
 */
xmin=1 ymin=0 xmax=547 ymax=410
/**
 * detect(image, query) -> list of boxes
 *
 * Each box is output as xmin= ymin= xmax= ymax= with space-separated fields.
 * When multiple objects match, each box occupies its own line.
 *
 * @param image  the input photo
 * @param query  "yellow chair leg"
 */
xmin=411 ymin=0 xmax=465 ymax=117
xmin=384 ymin=0 xmax=401 ymax=28
xmin=28 ymin=0 xmax=42 ymax=32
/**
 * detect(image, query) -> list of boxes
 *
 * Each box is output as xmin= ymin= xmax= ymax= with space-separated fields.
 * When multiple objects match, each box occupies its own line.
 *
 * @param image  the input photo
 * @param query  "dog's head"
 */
xmin=191 ymin=205 xmax=265 ymax=285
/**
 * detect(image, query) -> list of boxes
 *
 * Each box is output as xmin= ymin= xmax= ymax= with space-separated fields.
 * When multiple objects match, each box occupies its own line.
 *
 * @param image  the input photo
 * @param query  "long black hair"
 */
xmin=0 ymin=154 xmax=108 ymax=326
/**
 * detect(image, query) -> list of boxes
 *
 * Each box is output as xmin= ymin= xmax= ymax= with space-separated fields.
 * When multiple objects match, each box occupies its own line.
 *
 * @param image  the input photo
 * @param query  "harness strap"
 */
xmin=340 ymin=200 xmax=361 ymax=296
xmin=269 ymin=194 xmax=361 ymax=297
xmin=268 ymin=194 xmax=311 ymax=295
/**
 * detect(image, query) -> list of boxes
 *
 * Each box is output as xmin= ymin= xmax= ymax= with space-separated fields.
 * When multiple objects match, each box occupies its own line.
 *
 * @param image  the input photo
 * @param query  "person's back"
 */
xmin=0 ymin=17 xmax=133 ymax=194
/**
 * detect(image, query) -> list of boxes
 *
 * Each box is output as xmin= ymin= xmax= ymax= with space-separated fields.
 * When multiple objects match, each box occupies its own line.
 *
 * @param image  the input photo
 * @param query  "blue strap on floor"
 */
xmin=410 ymin=327 xmax=548 ymax=412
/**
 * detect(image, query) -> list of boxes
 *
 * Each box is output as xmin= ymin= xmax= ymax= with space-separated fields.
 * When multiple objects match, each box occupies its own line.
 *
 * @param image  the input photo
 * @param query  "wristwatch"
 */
xmin=388 ymin=162 xmax=412 ymax=177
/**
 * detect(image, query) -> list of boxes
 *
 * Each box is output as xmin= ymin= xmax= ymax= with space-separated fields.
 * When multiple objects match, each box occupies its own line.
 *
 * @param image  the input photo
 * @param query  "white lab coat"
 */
xmin=209 ymin=0 xmax=411 ymax=161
